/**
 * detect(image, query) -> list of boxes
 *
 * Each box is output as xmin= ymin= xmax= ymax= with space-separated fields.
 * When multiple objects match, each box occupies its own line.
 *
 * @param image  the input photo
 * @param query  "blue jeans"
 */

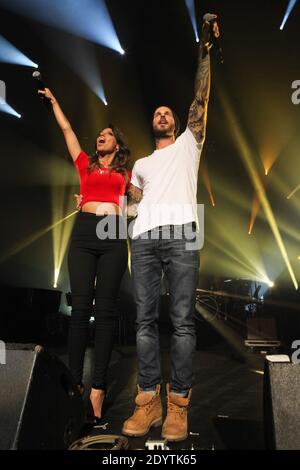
xmin=131 ymin=223 xmax=199 ymax=393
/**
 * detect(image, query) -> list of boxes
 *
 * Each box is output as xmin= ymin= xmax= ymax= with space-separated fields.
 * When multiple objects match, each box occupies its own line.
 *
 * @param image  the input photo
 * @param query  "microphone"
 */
xmin=203 ymin=14 xmax=224 ymax=64
xmin=32 ymin=70 xmax=52 ymax=109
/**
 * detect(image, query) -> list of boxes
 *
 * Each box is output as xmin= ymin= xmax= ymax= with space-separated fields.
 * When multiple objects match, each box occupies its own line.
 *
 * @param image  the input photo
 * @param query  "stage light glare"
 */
xmin=53 ymin=268 xmax=60 ymax=288
xmin=0 ymin=0 xmax=125 ymax=53
xmin=0 ymin=35 xmax=38 ymax=68
xmin=287 ymin=182 xmax=300 ymax=200
xmin=120 ymin=48 xmax=125 ymax=55
xmin=51 ymin=37 xmax=108 ymax=108
xmin=0 ymin=102 xmax=22 ymax=119
xmin=269 ymin=282 xmax=275 ymax=288
xmin=184 ymin=0 xmax=199 ymax=45
xmin=280 ymin=0 xmax=298 ymax=30
xmin=250 ymin=369 xmax=264 ymax=376
xmin=52 ymin=187 xmax=77 ymax=295
xmin=220 ymin=91 xmax=298 ymax=290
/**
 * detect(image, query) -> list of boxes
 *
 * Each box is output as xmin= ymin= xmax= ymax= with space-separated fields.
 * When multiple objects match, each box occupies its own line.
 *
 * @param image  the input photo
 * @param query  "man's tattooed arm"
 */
xmin=128 ymin=184 xmax=143 ymax=204
xmin=126 ymin=184 xmax=143 ymax=218
xmin=188 ymin=17 xmax=218 ymax=144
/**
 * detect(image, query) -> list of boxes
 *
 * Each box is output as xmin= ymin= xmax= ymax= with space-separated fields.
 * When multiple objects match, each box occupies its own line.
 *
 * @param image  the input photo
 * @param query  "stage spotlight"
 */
xmin=0 ymin=210 xmax=77 ymax=265
xmin=280 ymin=0 xmax=298 ymax=30
xmin=45 ymin=34 xmax=108 ymax=107
xmin=219 ymin=90 xmax=298 ymax=291
xmin=120 ymin=48 xmax=126 ymax=56
xmin=268 ymin=282 xmax=275 ymax=288
xmin=0 ymin=35 xmax=38 ymax=68
xmin=0 ymin=102 xmax=21 ymax=118
xmin=52 ymin=187 xmax=77 ymax=292
xmin=0 ymin=0 xmax=125 ymax=54
xmin=53 ymin=268 xmax=60 ymax=289
xmin=184 ymin=0 xmax=200 ymax=44
xmin=92 ymin=83 xmax=108 ymax=107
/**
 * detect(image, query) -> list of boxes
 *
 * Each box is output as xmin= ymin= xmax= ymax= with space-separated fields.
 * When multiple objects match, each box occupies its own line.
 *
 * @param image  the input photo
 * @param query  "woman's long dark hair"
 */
xmin=88 ymin=124 xmax=131 ymax=183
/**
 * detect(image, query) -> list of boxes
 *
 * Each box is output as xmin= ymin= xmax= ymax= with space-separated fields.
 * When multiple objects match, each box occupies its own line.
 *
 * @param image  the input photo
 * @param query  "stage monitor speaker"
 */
xmin=247 ymin=317 xmax=277 ymax=341
xmin=0 ymin=344 xmax=85 ymax=450
xmin=0 ymin=288 xmax=62 ymax=343
xmin=264 ymin=357 xmax=300 ymax=449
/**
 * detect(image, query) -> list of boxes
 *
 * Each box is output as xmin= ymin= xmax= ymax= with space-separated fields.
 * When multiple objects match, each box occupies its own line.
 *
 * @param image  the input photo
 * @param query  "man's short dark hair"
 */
xmin=170 ymin=108 xmax=181 ymax=139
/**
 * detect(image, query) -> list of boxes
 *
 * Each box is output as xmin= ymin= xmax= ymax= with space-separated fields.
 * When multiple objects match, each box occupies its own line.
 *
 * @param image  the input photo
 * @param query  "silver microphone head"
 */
xmin=203 ymin=13 xmax=217 ymax=23
xmin=32 ymin=70 xmax=41 ymax=79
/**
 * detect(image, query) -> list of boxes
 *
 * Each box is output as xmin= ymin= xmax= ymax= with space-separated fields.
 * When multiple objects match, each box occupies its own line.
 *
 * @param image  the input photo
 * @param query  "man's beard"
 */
xmin=153 ymin=126 xmax=174 ymax=139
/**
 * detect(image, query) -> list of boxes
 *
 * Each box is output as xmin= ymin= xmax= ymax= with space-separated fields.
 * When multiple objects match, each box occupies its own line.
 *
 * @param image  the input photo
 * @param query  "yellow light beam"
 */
xmin=248 ymin=194 xmax=261 ymax=235
xmin=52 ymin=186 xmax=77 ymax=288
xmin=220 ymin=92 xmax=298 ymax=290
xmin=0 ymin=211 xmax=77 ymax=264
xmin=202 ymin=162 xmax=216 ymax=207
xmin=208 ymin=215 xmax=270 ymax=282
xmin=207 ymin=236 xmax=268 ymax=281
xmin=287 ymin=182 xmax=300 ymax=200
xmin=260 ymin=145 xmax=278 ymax=177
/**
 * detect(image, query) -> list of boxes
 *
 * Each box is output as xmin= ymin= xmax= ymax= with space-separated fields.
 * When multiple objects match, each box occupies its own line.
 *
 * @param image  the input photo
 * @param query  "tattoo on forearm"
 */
xmin=188 ymin=24 xmax=211 ymax=144
xmin=188 ymin=23 xmax=210 ymax=143
xmin=128 ymin=184 xmax=143 ymax=204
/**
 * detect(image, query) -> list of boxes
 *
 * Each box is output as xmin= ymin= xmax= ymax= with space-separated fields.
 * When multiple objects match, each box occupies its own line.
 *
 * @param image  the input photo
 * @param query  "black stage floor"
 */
xmin=53 ymin=336 xmax=265 ymax=451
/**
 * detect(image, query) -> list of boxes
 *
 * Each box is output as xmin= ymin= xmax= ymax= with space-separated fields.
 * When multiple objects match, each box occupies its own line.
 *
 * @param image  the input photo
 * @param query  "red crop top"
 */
xmin=74 ymin=151 xmax=131 ymax=208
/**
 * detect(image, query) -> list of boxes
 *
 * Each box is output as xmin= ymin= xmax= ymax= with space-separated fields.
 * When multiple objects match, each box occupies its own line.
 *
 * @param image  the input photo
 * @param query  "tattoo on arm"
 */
xmin=128 ymin=184 xmax=143 ymax=204
xmin=188 ymin=23 xmax=211 ymax=144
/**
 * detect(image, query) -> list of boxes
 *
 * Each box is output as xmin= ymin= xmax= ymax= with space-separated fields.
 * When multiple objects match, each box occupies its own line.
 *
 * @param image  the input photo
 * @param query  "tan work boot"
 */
xmin=122 ymin=385 xmax=162 ymax=437
xmin=161 ymin=384 xmax=192 ymax=442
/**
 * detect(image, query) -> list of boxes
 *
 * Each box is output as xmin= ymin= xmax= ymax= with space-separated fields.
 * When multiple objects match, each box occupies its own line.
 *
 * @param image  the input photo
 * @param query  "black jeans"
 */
xmin=131 ymin=223 xmax=199 ymax=393
xmin=68 ymin=212 xmax=128 ymax=390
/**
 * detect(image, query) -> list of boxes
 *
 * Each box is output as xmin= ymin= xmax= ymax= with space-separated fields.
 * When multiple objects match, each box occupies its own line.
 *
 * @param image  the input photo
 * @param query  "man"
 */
xmin=123 ymin=14 xmax=219 ymax=442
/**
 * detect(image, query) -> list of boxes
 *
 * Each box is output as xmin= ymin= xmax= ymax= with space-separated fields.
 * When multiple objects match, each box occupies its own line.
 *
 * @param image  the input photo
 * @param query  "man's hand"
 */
xmin=202 ymin=14 xmax=220 ymax=49
xmin=74 ymin=194 xmax=83 ymax=210
xmin=203 ymin=13 xmax=217 ymax=24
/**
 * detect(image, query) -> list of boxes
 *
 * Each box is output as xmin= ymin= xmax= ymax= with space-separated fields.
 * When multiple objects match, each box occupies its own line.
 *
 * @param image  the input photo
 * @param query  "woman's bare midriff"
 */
xmin=82 ymin=202 xmax=122 ymax=216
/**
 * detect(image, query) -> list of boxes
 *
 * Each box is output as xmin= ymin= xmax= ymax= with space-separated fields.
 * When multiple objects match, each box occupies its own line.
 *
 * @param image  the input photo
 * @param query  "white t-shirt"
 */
xmin=130 ymin=127 xmax=203 ymax=238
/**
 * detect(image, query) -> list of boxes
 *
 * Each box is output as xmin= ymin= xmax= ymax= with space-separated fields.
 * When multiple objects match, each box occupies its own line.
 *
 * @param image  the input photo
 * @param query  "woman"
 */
xmin=39 ymin=88 xmax=130 ymax=422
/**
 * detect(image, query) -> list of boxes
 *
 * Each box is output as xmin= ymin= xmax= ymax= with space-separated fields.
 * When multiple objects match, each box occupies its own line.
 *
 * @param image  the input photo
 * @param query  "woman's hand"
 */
xmin=38 ymin=88 xmax=57 ymax=105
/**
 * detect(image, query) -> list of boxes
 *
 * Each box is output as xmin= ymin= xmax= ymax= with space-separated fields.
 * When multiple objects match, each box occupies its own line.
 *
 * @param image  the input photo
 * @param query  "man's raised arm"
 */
xmin=188 ymin=14 xmax=219 ymax=144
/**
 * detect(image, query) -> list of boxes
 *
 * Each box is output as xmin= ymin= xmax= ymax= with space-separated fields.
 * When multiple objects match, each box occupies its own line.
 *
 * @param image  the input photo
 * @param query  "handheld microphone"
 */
xmin=203 ymin=14 xmax=224 ymax=64
xmin=32 ymin=70 xmax=52 ymax=109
